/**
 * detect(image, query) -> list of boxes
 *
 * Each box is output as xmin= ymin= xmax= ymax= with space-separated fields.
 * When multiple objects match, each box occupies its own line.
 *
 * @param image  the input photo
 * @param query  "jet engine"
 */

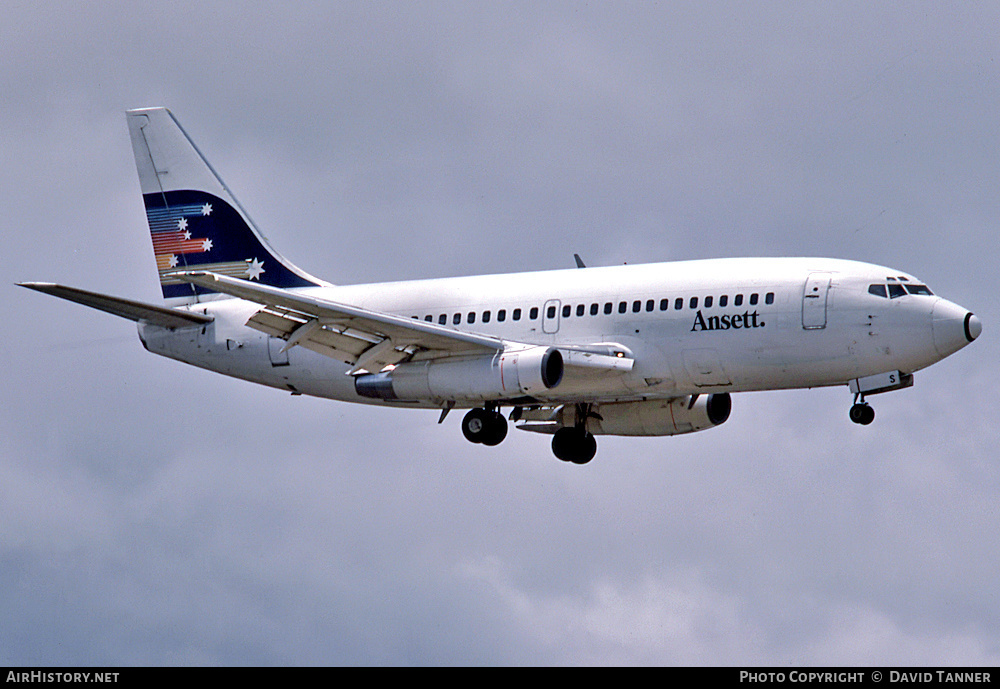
xmin=588 ymin=394 xmax=731 ymax=436
xmin=355 ymin=345 xmax=563 ymax=402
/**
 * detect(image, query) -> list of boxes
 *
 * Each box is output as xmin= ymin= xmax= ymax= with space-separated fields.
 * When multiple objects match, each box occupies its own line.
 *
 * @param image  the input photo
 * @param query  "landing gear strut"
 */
xmin=849 ymin=393 xmax=875 ymax=425
xmin=461 ymin=406 xmax=508 ymax=446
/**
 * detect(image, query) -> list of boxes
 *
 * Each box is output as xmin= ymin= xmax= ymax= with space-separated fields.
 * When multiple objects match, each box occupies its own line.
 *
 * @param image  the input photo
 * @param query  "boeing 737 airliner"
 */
xmin=20 ymin=108 xmax=982 ymax=464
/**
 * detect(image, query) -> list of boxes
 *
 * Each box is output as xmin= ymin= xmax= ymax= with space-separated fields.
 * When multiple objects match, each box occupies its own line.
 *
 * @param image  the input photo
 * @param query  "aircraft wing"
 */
xmin=170 ymin=270 xmax=504 ymax=372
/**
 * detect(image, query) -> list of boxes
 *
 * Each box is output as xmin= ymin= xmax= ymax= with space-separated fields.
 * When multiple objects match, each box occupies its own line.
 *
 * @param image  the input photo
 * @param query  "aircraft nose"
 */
xmin=932 ymin=299 xmax=981 ymax=357
xmin=966 ymin=312 xmax=982 ymax=342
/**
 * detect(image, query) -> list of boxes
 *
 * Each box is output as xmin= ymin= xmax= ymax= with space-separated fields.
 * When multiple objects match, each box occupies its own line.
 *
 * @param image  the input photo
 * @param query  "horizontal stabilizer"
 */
xmin=19 ymin=282 xmax=213 ymax=329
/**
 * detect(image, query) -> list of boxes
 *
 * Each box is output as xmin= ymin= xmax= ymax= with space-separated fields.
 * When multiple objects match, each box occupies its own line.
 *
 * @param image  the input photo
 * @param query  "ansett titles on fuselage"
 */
xmin=690 ymin=310 xmax=764 ymax=332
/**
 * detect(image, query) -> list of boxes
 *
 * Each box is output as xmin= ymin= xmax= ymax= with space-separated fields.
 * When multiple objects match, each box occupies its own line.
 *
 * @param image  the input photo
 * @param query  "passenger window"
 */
xmin=482 ymin=310 xmax=491 ymax=323
xmin=750 ymin=293 xmax=759 ymax=306
xmin=619 ymin=301 xmax=627 ymax=314
xmin=660 ymin=299 xmax=669 ymax=311
xmin=604 ymin=302 xmax=613 ymax=314
xmin=561 ymin=305 xmax=570 ymax=318
xmin=453 ymin=313 xmax=461 ymax=325
xmin=513 ymin=308 xmax=521 ymax=321
xmin=529 ymin=307 xmax=538 ymax=319
xmin=719 ymin=295 xmax=728 ymax=307
xmin=439 ymin=314 xmax=447 ymax=325
xmin=675 ymin=298 xmax=683 ymax=310
xmin=548 ymin=306 xmax=557 ymax=319
xmin=690 ymin=297 xmax=698 ymax=309
xmin=577 ymin=304 xmax=585 ymax=317
xmin=590 ymin=303 xmax=599 ymax=316
xmin=632 ymin=300 xmax=641 ymax=313
xmin=888 ymin=284 xmax=906 ymax=298
xmin=705 ymin=296 xmax=713 ymax=308
xmin=734 ymin=294 xmax=743 ymax=306
xmin=498 ymin=309 xmax=506 ymax=322
xmin=646 ymin=299 xmax=654 ymax=312
xmin=424 ymin=315 xmax=433 ymax=322
xmin=765 ymin=292 xmax=774 ymax=305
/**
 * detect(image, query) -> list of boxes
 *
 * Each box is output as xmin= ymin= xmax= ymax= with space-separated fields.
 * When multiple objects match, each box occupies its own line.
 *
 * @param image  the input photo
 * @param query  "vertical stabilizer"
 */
xmin=126 ymin=108 xmax=325 ymax=304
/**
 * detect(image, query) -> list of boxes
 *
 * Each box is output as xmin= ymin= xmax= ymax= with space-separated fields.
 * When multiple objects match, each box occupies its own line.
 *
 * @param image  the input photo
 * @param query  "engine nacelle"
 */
xmin=587 ymin=394 xmax=731 ymax=436
xmin=354 ymin=345 xmax=563 ymax=402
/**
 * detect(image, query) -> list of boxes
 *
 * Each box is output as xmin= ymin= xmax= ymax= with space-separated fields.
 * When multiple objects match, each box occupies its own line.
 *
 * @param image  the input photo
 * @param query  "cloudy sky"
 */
xmin=2 ymin=2 xmax=998 ymax=666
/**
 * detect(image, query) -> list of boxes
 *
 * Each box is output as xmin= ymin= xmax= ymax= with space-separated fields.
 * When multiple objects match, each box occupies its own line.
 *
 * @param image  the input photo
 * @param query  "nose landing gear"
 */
xmin=849 ymin=394 xmax=875 ymax=425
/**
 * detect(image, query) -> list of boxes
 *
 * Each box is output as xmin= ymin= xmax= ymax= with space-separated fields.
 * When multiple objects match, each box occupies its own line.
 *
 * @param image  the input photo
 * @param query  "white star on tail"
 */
xmin=201 ymin=203 xmax=213 ymax=216
xmin=177 ymin=217 xmax=188 ymax=231
xmin=201 ymin=239 xmax=213 ymax=251
xmin=245 ymin=258 xmax=265 ymax=280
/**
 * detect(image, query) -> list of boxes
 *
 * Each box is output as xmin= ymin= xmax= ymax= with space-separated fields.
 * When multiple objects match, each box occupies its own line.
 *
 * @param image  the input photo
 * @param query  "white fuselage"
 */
xmin=137 ymin=256 xmax=974 ymax=410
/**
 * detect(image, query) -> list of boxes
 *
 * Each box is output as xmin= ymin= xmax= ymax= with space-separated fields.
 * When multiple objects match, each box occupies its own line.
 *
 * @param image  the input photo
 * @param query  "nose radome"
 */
xmin=965 ymin=313 xmax=982 ymax=342
xmin=932 ymin=299 xmax=980 ymax=357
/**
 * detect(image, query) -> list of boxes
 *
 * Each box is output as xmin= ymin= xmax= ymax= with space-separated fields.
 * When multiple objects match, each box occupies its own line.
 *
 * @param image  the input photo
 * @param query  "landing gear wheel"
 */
xmin=481 ymin=412 xmax=508 ymax=446
xmin=462 ymin=408 xmax=508 ymax=446
xmin=849 ymin=403 xmax=875 ymax=425
xmin=462 ymin=408 xmax=490 ymax=443
xmin=551 ymin=427 xmax=598 ymax=465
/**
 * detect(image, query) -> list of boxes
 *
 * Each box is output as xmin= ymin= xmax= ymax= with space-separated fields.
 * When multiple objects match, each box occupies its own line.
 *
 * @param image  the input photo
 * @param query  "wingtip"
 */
xmin=126 ymin=106 xmax=168 ymax=115
xmin=17 ymin=281 xmax=57 ymax=291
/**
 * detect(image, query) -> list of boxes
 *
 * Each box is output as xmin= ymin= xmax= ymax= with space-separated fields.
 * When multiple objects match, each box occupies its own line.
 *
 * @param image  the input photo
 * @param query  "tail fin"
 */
xmin=126 ymin=107 xmax=325 ymax=304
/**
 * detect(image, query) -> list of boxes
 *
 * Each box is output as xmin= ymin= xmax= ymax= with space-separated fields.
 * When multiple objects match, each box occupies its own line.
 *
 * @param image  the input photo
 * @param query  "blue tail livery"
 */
xmin=126 ymin=107 xmax=325 ymax=303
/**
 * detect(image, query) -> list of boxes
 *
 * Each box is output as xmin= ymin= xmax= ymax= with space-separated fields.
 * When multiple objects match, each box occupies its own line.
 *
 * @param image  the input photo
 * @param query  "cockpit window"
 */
xmin=887 ymin=283 xmax=907 ymax=298
xmin=871 ymin=281 xmax=933 ymax=298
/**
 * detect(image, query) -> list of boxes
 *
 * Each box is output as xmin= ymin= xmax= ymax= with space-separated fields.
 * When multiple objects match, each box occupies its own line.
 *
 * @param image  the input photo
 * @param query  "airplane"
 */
xmin=20 ymin=107 xmax=982 ymax=465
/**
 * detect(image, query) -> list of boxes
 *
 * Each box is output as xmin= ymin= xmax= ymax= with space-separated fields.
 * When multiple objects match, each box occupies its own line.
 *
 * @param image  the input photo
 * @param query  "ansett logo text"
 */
xmin=691 ymin=310 xmax=765 ymax=332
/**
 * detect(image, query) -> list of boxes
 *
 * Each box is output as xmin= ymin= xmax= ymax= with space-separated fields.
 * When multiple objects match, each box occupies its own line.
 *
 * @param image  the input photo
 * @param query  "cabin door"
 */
xmin=542 ymin=299 xmax=561 ymax=334
xmin=802 ymin=273 xmax=832 ymax=330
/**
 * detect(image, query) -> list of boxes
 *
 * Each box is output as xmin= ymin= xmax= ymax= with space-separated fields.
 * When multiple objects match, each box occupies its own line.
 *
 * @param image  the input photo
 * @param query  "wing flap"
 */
xmin=247 ymin=308 xmax=391 ymax=364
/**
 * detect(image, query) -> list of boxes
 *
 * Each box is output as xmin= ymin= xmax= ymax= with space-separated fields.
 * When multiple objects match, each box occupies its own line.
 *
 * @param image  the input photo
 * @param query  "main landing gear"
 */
xmin=460 ymin=402 xmax=599 ymax=464
xmin=551 ymin=403 xmax=599 ymax=465
xmin=461 ymin=406 xmax=508 ymax=446
xmin=551 ymin=427 xmax=597 ymax=465
xmin=849 ymin=393 xmax=875 ymax=426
